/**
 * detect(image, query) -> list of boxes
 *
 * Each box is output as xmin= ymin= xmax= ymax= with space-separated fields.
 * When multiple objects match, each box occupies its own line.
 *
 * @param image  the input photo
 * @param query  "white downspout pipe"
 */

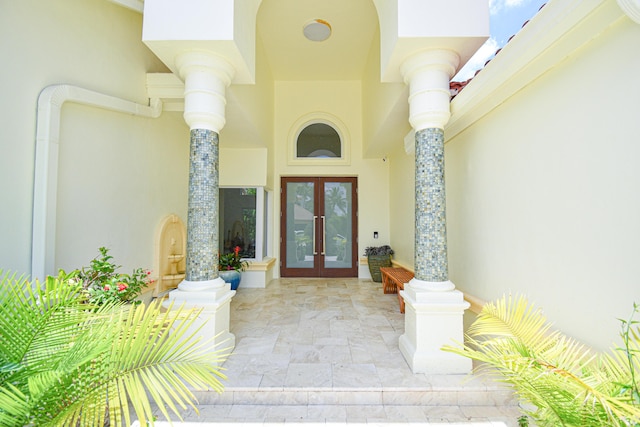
xmin=32 ymin=84 xmax=162 ymax=281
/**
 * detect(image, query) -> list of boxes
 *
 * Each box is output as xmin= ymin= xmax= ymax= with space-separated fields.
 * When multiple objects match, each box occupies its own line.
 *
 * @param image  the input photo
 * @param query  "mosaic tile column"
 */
xmin=185 ymin=128 xmax=220 ymax=282
xmin=165 ymin=50 xmax=236 ymax=352
xmin=399 ymin=49 xmax=470 ymax=374
xmin=414 ymin=127 xmax=448 ymax=282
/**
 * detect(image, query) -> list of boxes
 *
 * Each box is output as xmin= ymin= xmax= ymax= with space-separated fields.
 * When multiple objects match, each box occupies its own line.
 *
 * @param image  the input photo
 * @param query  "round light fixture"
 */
xmin=303 ymin=19 xmax=332 ymax=42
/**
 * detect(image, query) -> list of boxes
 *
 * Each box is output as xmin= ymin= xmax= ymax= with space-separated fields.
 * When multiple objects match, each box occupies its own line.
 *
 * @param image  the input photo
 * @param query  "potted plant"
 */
xmin=218 ymin=245 xmax=249 ymax=290
xmin=364 ymin=245 xmax=394 ymax=282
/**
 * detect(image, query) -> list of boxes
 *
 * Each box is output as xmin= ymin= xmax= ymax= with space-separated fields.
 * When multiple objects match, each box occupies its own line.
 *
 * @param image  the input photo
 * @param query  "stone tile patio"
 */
xmin=153 ymin=278 xmax=525 ymax=425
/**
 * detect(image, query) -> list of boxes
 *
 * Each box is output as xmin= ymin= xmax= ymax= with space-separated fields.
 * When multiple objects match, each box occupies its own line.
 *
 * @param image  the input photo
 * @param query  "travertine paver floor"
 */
xmin=151 ymin=278 xmax=525 ymax=426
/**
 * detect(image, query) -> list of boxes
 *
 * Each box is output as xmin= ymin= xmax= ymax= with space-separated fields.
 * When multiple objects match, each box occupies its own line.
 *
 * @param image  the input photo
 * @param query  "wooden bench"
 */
xmin=379 ymin=267 xmax=414 ymax=313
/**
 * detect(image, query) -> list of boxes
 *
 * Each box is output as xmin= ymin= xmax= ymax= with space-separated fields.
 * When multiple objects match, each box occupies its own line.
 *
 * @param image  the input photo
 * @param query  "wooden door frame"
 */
xmin=280 ymin=176 xmax=358 ymax=278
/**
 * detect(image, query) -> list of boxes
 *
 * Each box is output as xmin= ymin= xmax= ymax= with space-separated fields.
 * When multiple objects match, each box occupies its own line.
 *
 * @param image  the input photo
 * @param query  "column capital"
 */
xmin=617 ymin=0 xmax=640 ymax=24
xmin=176 ymin=50 xmax=236 ymax=86
xmin=400 ymin=49 xmax=460 ymax=131
xmin=175 ymin=50 xmax=236 ymax=131
xmin=400 ymin=49 xmax=460 ymax=83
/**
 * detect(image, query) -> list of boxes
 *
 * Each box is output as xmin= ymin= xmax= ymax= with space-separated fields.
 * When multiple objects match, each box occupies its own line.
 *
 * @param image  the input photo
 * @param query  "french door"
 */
xmin=280 ymin=177 xmax=358 ymax=277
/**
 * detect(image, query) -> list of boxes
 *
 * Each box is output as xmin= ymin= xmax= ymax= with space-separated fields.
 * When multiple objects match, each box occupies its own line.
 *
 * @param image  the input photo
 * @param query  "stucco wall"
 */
xmin=220 ymin=148 xmax=268 ymax=187
xmin=0 ymin=0 xmax=189 ymax=276
xmin=55 ymin=106 xmax=188 ymax=274
xmin=443 ymin=14 xmax=640 ymax=351
xmin=272 ymin=80 xmax=391 ymax=277
xmin=388 ymin=143 xmax=415 ymax=269
xmin=361 ymin=27 xmax=410 ymax=159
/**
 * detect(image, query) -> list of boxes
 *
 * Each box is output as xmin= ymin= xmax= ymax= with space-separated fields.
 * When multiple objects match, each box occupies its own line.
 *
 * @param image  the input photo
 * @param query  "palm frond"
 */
xmin=0 ymin=270 xmax=230 ymax=427
xmin=443 ymin=294 xmax=640 ymax=426
xmin=0 ymin=272 xmax=98 ymax=376
xmin=467 ymin=294 xmax=560 ymax=353
xmin=0 ymin=383 xmax=30 ymax=426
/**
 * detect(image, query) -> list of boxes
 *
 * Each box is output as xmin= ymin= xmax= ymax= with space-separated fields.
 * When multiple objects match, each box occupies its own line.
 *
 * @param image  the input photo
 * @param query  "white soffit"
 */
xmin=377 ymin=0 xmax=490 ymax=82
xmin=142 ymin=0 xmax=259 ymax=84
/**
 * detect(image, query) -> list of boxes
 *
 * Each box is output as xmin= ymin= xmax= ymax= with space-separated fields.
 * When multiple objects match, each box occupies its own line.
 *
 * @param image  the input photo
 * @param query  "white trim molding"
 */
xmin=32 ymin=85 xmax=162 ymax=280
xmin=447 ymin=0 xmax=629 ymax=140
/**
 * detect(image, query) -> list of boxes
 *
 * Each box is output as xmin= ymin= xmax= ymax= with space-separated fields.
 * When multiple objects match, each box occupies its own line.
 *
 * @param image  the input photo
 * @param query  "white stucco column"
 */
xmin=165 ymin=50 xmax=236 ymax=350
xmin=398 ymin=49 xmax=472 ymax=374
xmin=142 ymin=0 xmax=261 ymax=352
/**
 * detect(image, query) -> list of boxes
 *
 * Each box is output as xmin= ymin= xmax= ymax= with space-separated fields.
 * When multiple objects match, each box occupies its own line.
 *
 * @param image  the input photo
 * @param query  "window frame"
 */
xmin=219 ymin=186 xmax=268 ymax=262
xmin=288 ymin=112 xmax=351 ymax=166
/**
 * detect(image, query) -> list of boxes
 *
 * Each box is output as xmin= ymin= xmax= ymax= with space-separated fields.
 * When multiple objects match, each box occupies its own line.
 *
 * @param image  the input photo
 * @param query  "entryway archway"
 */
xmin=280 ymin=177 xmax=358 ymax=277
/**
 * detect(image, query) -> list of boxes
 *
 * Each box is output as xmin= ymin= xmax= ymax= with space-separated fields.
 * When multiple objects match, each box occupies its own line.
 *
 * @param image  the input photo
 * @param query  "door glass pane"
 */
xmin=286 ymin=181 xmax=315 ymax=269
xmin=323 ymin=182 xmax=352 ymax=269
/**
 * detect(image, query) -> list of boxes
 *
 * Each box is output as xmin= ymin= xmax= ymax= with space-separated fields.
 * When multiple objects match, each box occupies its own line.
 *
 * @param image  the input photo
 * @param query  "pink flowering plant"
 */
xmin=218 ymin=245 xmax=248 ymax=272
xmin=76 ymin=247 xmax=154 ymax=305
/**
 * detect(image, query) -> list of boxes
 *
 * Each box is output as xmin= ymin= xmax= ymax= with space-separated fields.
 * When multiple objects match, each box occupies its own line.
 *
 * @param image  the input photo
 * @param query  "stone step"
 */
xmin=150 ymin=404 xmax=524 ymax=426
xmin=192 ymin=383 xmax=517 ymax=408
xmin=142 ymin=393 xmax=523 ymax=426
xmin=140 ymin=380 xmax=523 ymax=425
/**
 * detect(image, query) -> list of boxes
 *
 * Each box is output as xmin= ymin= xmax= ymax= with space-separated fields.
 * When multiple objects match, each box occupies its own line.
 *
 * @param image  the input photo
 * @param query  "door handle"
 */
xmin=312 ymin=216 xmax=318 ymax=255
xmin=321 ymin=215 xmax=326 ymax=255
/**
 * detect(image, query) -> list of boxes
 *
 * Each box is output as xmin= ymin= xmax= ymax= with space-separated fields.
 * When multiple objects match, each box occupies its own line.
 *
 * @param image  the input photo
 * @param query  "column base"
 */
xmin=164 ymin=280 xmax=236 ymax=352
xmin=178 ymin=277 xmax=226 ymax=292
xmin=399 ymin=279 xmax=471 ymax=374
xmin=408 ymin=277 xmax=455 ymax=292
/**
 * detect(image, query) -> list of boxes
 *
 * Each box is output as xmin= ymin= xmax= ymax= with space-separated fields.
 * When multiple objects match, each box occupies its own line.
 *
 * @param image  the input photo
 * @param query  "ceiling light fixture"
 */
xmin=303 ymin=19 xmax=332 ymax=42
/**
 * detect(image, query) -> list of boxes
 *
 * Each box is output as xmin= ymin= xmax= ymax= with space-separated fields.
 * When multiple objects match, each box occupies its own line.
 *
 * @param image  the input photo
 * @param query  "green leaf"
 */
xmin=0 ymin=269 xmax=229 ymax=426
xmin=443 ymin=295 xmax=640 ymax=426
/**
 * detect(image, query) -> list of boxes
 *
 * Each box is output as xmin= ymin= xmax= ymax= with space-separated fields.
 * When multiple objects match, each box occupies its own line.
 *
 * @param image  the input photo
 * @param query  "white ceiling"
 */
xmin=256 ymin=0 xmax=379 ymax=81
xmin=142 ymin=0 xmax=404 ymax=154
xmin=219 ymin=0 xmax=390 ymax=151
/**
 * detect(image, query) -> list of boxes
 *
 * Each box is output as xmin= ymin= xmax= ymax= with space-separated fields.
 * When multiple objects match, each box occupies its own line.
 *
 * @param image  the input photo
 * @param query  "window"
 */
xmin=288 ymin=113 xmax=350 ymax=165
xmin=219 ymin=187 xmax=268 ymax=260
xmin=296 ymin=123 xmax=341 ymax=158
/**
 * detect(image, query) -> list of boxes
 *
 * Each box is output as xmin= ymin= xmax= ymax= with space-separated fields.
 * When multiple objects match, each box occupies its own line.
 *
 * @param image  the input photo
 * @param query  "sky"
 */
xmin=453 ymin=0 xmax=547 ymax=81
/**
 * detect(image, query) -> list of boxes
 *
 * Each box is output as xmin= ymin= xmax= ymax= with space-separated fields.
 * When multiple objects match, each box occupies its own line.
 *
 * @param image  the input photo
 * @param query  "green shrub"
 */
xmin=76 ymin=247 xmax=154 ymax=305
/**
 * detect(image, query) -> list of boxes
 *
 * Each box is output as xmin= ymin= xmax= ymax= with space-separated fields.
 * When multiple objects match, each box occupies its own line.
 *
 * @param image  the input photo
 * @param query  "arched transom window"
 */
xmin=288 ymin=113 xmax=350 ymax=165
xmin=296 ymin=123 xmax=342 ymax=158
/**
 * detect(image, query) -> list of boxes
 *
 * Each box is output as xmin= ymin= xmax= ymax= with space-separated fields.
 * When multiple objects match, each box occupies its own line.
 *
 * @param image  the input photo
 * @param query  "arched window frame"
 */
xmin=288 ymin=112 xmax=351 ymax=166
